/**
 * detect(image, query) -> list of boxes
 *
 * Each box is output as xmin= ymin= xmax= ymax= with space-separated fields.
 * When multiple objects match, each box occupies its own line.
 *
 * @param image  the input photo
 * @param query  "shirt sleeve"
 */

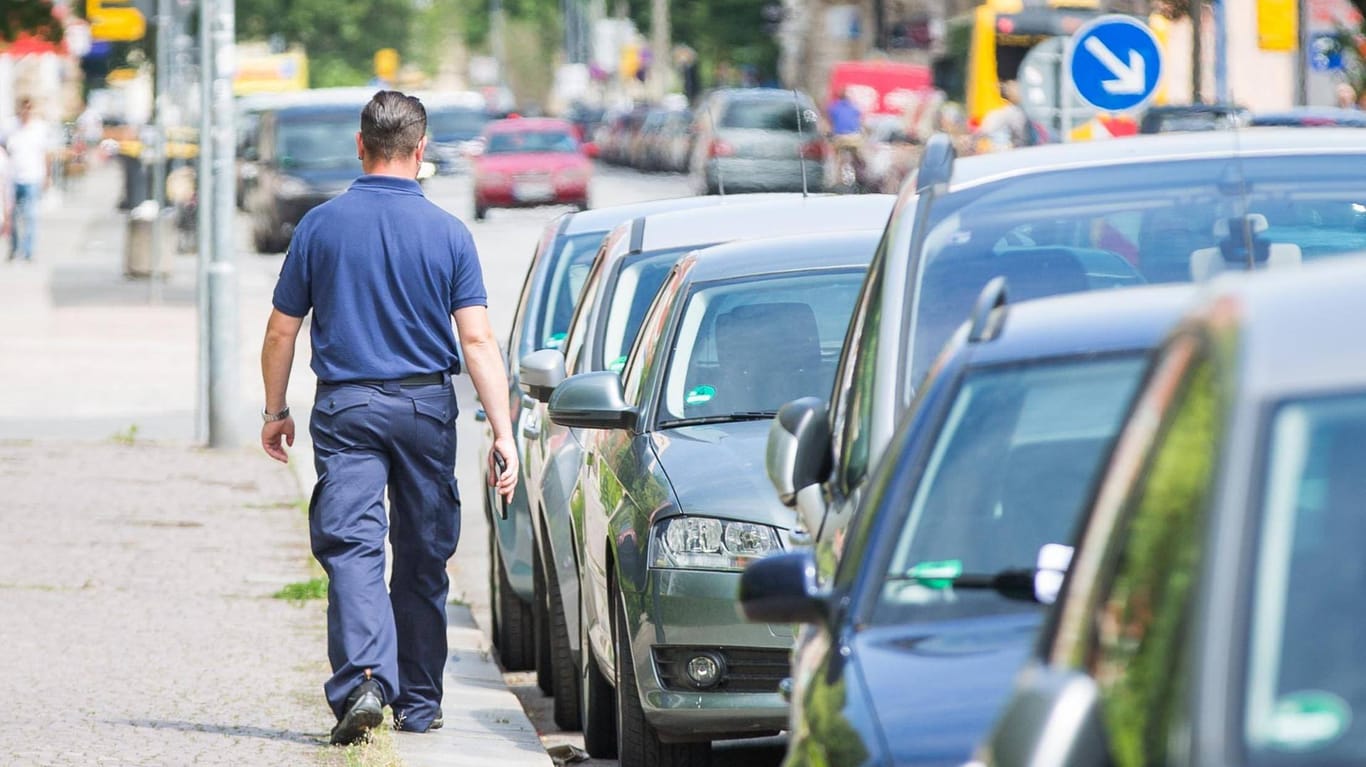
xmin=449 ymin=222 xmax=489 ymax=313
xmin=272 ymin=222 xmax=312 ymax=317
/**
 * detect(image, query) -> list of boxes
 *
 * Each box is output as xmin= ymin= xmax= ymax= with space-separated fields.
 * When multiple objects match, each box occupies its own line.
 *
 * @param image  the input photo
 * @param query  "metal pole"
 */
xmin=208 ymin=1 xmax=239 ymax=448
xmin=491 ymin=0 xmax=506 ymax=83
xmin=150 ymin=0 xmax=170 ymax=304
xmin=196 ymin=0 xmax=212 ymax=444
xmin=1295 ymin=0 xmax=1308 ymax=105
xmin=1213 ymin=0 xmax=1229 ymax=102
xmin=649 ymin=0 xmax=670 ymax=99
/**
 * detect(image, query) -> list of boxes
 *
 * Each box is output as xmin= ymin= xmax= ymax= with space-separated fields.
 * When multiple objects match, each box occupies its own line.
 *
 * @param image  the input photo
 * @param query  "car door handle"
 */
xmin=522 ymin=413 xmax=541 ymax=439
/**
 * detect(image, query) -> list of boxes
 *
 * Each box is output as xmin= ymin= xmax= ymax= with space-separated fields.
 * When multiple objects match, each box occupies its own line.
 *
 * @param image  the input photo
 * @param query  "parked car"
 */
xmin=742 ymin=282 xmax=1193 ymax=767
xmin=515 ymin=194 xmax=895 ymax=751
xmin=768 ymin=129 xmax=1366 ymax=580
xmin=245 ymin=99 xmax=372 ymax=253
xmin=471 ymin=118 xmax=592 ymax=221
xmin=651 ymin=108 xmax=693 ymax=173
xmin=548 ymin=229 xmax=881 ymax=766
xmin=482 ymin=193 xmax=797 ymax=693
xmin=689 ymin=88 xmax=827 ymax=194
xmin=420 ymin=90 xmax=491 ymax=174
xmin=595 ymin=106 xmax=650 ymax=166
xmin=979 ymin=256 xmax=1366 ymax=767
xmin=1138 ymin=103 xmax=1248 ymax=133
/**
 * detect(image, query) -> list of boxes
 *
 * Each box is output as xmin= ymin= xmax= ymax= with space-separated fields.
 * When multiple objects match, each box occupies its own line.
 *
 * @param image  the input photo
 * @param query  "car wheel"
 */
xmin=580 ymin=585 xmax=617 ymax=758
xmin=252 ymin=227 xmax=275 ymax=254
xmin=533 ymin=542 xmax=554 ymax=696
xmin=489 ymin=522 xmax=535 ymax=671
xmin=474 ymin=203 xmax=487 ymax=222
xmin=614 ymin=585 xmax=712 ymax=767
xmin=545 ymin=530 xmax=582 ymax=729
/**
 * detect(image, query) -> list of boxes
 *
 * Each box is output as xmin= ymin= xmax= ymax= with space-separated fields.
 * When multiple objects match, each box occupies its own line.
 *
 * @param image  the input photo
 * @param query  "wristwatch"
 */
xmin=262 ymin=406 xmax=291 ymax=423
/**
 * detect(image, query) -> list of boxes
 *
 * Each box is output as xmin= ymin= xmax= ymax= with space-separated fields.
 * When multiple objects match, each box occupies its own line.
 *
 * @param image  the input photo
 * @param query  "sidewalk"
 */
xmin=0 ymin=163 xmax=550 ymax=767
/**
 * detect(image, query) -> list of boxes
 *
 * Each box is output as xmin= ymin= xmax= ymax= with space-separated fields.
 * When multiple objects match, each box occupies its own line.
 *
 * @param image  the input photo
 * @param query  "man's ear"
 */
xmin=355 ymin=131 xmax=365 ymax=161
xmin=415 ymin=135 xmax=428 ymax=163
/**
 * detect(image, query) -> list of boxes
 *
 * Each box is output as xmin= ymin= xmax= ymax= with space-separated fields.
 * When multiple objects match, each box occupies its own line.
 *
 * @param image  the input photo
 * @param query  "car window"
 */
xmin=906 ymin=153 xmax=1366 ymax=390
xmin=562 ymin=247 xmax=608 ymax=377
xmin=277 ymin=116 xmax=362 ymax=169
xmin=427 ymin=108 xmax=489 ymax=141
xmin=657 ymin=271 xmax=864 ymax=425
xmin=1086 ymin=352 xmax=1221 ymax=767
xmin=485 ymin=130 xmax=578 ymax=154
xmin=719 ymin=98 xmax=813 ymax=132
xmin=597 ymin=248 xmax=693 ymax=373
xmin=536 ymin=231 xmax=608 ymax=352
xmin=1245 ymin=393 xmax=1366 ymax=763
xmin=874 ymin=355 xmax=1146 ymax=626
xmin=621 ymin=267 xmax=685 ymax=409
xmin=834 ymin=242 xmax=887 ymax=494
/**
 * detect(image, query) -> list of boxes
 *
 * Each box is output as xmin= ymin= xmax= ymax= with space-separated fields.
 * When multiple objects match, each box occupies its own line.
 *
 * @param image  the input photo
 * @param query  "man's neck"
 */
xmin=363 ymin=164 xmax=417 ymax=180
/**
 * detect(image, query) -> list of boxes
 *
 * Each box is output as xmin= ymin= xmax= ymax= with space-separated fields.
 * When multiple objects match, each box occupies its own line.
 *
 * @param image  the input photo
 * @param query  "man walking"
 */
xmin=6 ymin=99 xmax=50 ymax=262
xmin=259 ymin=91 xmax=517 ymax=745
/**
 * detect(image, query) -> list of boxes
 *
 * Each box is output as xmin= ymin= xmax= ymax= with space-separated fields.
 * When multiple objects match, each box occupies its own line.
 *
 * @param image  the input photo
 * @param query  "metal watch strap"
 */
xmin=262 ymin=406 xmax=291 ymax=423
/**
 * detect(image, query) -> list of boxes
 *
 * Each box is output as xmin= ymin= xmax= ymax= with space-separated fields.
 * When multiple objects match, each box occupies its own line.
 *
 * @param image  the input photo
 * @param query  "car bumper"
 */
xmin=630 ymin=567 xmax=793 ymax=739
xmin=706 ymin=158 xmax=824 ymax=193
xmin=476 ymin=181 xmax=588 ymax=208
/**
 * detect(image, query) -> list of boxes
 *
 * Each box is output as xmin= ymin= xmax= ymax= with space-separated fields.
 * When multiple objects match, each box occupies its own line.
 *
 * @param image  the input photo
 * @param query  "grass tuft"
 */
xmin=111 ymin=424 xmax=140 ymax=446
xmin=274 ymin=577 xmax=328 ymax=603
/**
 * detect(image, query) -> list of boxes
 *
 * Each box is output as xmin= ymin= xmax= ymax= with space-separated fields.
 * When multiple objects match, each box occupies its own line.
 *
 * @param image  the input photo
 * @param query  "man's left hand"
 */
xmin=262 ymin=417 xmax=295 ymax=463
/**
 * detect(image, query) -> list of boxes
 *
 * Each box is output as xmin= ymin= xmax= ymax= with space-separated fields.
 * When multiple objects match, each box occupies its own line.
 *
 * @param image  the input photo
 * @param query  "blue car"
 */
xmin=741 ymin=283 xmax=1195 ymax=767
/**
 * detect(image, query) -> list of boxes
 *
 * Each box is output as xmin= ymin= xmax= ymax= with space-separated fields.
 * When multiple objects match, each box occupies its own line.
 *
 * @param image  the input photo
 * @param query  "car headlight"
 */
xmin=277 ymin=175 xmax=310 ymax=198
xmin=650 ymin=516 xmax=783 ymax=571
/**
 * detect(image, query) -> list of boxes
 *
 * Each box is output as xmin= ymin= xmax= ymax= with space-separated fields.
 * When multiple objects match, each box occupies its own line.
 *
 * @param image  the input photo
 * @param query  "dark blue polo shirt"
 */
xmin=273 ymin=175 xmax=487 ymax=383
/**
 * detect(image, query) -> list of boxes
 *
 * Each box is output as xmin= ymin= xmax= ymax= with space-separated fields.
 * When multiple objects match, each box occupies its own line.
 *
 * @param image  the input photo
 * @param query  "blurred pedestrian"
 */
xmin=6 ymin=99 xmax=51 ymax=262
xmin=975 ymin=80 xmax=1039 ymax=152
xmin=258 ymin=90 xmax=518 ymax=745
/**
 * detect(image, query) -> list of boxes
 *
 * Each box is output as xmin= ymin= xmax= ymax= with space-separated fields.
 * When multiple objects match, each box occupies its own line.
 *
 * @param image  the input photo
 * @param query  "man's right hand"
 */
xmin=262 ymin=417 xmax=295 ymax=464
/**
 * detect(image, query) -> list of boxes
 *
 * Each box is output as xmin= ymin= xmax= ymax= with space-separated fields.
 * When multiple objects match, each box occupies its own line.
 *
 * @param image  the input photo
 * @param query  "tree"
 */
xmin=236 ymin=0 xmax=413 ymax=87
xmin=1 ymin=0 xmax=63 ymax=44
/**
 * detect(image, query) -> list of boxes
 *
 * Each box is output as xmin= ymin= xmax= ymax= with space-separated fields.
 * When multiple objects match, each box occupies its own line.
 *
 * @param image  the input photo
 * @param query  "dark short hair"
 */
xmin=360 ymin=91 xmax=426 ymax=161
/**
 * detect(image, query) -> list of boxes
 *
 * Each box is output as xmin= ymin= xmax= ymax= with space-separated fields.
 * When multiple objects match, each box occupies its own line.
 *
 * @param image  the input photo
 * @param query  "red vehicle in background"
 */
xmin=471 ymin=118 xmax=592 ymax=221
xmin=825 ymin=60 xmax=937 ymax=193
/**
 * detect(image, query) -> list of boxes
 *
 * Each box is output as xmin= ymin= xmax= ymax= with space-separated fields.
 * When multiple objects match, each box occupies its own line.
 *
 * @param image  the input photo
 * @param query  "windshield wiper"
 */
xmin=659 ymin=411 xmax=778 ymax=428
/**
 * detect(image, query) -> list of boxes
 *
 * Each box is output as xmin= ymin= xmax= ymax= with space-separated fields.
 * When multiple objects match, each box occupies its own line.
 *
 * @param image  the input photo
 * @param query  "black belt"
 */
xmin=324 ymin=372 xmax=447 ymax=387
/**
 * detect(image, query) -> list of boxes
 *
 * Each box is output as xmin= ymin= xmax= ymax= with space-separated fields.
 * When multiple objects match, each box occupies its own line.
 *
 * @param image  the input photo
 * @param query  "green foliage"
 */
xmin=274 ymin=576 xmax=329 ymax=603
xmin=236 ymin=0 xmax=412 ymax=88
xmin=0 ymin=0 xmax=62 ymax=44
xmin=630 ymin=0 xmax=780 ymax=84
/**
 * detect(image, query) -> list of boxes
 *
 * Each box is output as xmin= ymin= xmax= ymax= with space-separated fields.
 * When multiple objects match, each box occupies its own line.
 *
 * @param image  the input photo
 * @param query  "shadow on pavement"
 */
xmin=116 ymin=719 xmax=325 ymax=745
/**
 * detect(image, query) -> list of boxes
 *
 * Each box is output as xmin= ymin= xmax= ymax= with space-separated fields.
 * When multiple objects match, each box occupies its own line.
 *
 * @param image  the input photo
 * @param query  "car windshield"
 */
xmin=598 ymin=247 xmax=696 ymax=373
xmin=485 ymin=130 xmax=577 ymax=154
xmin=657 ymin=271 xmax=863 ymax=425
xmin=906 ymin=153 xmax=1366 ymax=390
xmin=536 ymin=231 xmax=607 ymax=352
xmin=720 ymin=98 xmax=810 ymax=132
xmin=428 ymin=109 xmax=489 ymax=141
xmin=277 ymin=116 xmax=363 ymax=170
xmin=1245 ymin=393 xmax=1366 ymax=764
xmin=874 ymin=355 xmax=1146 ymax=626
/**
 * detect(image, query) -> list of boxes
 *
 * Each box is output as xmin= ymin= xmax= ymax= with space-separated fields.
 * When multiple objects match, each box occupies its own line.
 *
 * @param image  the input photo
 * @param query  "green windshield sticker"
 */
xmin=685 ymin=385 xmax=716 ymax=406
xmin=548 ymin=333 xmax=567 ymax=350
xmin=906 ymin=559 xmax=963 ymax=590
xmin=1266 ymin=691 xmax=1351 ymax=751
xmin=608 ymin=356 xmax=627 ymax=374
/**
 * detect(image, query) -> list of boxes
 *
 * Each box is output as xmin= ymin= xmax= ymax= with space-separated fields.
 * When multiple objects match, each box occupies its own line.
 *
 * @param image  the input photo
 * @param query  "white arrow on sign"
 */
xmin=1083 ymin=36 xmax=1145 ymax=95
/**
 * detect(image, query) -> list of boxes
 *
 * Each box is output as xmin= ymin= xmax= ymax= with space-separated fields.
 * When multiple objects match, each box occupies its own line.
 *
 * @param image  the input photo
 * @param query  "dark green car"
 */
xmin=546 ymin=230 xmax=879 ymax=767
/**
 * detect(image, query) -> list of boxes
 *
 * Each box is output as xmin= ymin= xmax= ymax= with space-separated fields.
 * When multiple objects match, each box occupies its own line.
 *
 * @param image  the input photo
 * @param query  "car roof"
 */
xmin=1203 ymin=258 xmax=1366 ymax=401
xmin=963 ymin=283 xmax=1200 ymax=368
xmin=947 ymin=128 xmax=1366 ymax=192
xmin=561 ymin=193 xmax=805 ymax=235
xmin=638 ymin=195 xmax=895 ymax=252
xmin=485 ymin=117 xmax=573 ymax=133
xmin=677 ymin=229 xmax=882 ymax=283
xmin=712 ymin=87 xmax=813 ymax=101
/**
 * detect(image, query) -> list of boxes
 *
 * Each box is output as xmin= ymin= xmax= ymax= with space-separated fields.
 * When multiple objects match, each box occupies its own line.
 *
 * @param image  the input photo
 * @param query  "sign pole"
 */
xmin=207 ymin=0 xmax=239 ymax=448
xmin=150 ymin=0 xmax=170 ymax=305
xmin=1060 ymin=34 xmax=1072 ymax=143
xmin=196 ymin=0 xmax=212 ymax=444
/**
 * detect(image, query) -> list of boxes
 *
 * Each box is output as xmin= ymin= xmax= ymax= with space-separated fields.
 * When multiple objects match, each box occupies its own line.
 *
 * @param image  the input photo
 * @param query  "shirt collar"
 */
xmin=351 ymin=175 xmax=424 ymax=195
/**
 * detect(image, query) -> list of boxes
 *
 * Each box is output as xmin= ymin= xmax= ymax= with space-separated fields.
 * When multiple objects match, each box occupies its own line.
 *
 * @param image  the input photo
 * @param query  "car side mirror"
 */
xmin=767 ymin=397 xmax=832 ymax=536
xmin=547 ymin=371 xmax=637 ymax=431
xmin=417 ymin=161 xmax=437 ymax=181
xmin=519 ymin=348 xmax=566 ymax=402
xmin=980 ymin=665 xmax=1110 ymax=767
xmin=738 ymin=550 xmax=830 ymax=626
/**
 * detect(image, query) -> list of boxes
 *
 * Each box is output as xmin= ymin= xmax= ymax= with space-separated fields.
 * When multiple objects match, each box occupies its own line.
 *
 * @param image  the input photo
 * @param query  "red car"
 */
xmin=471 ymin=118 xmax=592 ymax=221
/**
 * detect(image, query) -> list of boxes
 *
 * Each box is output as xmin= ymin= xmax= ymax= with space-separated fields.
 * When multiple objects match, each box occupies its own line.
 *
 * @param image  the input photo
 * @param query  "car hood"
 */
xmin=851 ymin=611 xmax=1041 ymax=766
xmin=649 ymin=420 xmax=796 ymax=530
xmin=475 ymin=153 xmax=587 ymax=174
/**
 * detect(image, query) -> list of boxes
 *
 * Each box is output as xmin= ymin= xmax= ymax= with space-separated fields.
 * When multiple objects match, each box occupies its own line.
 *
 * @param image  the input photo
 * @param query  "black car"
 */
xmin=980 ymin=256 xmax=1366 ymax=767
xmin=245 ymin=101 xmax=368 ymax=253
xmin=1138 ymin=104 xmax=1248 ymax=133
xmin=742 ymin=283 xmax=1193 ymax=767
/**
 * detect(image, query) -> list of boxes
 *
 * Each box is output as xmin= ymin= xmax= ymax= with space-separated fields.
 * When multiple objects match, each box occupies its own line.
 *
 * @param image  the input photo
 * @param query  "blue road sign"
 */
xmin=1067 ymin=15 xmax=1163 ymax=112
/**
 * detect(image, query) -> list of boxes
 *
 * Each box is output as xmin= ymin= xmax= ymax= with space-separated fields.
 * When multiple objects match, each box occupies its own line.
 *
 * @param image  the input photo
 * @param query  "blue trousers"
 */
xmin=309 ymin=377 xmax=460 ymax=730
xmin=11 ymin=182 xmax=39 ymax=260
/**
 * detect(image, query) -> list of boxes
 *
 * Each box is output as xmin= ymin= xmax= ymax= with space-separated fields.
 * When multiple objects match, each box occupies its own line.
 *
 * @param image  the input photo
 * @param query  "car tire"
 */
xmin=615 ymin=588 xmax=712 ymax=767
xmin=489 ymin=522 xmax=535 ymax=671
xmin=545 ymin=530 xmax=582 ymax=729
xmin=580 ymin=586 xmax=617 ymax=758
xmin=533 ymin=543 xmax=554 ymax=696
xmin=474 ymin=203 xmax=487 ymax=222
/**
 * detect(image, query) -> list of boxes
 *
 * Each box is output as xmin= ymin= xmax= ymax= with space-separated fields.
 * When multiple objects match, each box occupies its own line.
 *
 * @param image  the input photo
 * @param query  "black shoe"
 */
xmin=394 ymin=708 xmax=443 ymax=732
xmin=330 ymin=679 xmax=384 ymax=745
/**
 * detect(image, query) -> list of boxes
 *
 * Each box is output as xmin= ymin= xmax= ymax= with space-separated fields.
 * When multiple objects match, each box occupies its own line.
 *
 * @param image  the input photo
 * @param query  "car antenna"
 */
xmin=792 ymin=89 xmax=810 ymax=198
xmin=705 ymin=103 xmax=726 ymax=197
